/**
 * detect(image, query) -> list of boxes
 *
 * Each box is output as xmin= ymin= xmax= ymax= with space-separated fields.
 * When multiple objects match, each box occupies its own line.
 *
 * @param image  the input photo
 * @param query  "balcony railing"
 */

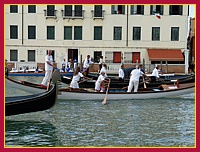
xmin=44 ymin=9 xmax=57 ymax=19
xmin=91 ymin=10 xmax=105 ymax=19
xmin=61 ymin=10 xmax=85 ymax=19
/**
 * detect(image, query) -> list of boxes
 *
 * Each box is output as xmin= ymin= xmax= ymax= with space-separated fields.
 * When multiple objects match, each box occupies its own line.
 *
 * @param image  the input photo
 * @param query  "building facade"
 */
xmin=188 ymin=17 xmax=195 ymax=62
xmin=5 ymin=4 xmax=189 ymax=72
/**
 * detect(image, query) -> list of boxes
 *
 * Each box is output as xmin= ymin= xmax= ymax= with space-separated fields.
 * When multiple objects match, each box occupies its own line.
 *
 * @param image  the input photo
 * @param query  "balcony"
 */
xmin=61 ymin=10 xmax=85 ymax=19
xmin=91 ymin=10 xmax=105 ymax=19
xmin=44 ymin=9 xmax=57 ymax=19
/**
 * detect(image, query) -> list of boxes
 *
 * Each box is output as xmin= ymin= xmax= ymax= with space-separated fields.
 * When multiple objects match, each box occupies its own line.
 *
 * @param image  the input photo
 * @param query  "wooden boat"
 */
xmin=58 ymin=83 xmax=194 ymax=100
xmin=5 ymin=69 xmax=62 ymax=116
xmin=61 ymin=74 xmax=195 ymax=89
xmin=6 ymin=76 xmax=46 ymax=95
xmin=87 ymin=72 xmax=195 ymax=82
xmin=5 ymin=83 xmax=57 ymax=116
xmin=5 ymin=73 xmax=194 ymax=101
xmin=8 ymin=69 xmax=73 ymax=77
xmin=5 ymin=69 xmax=61 ymax=92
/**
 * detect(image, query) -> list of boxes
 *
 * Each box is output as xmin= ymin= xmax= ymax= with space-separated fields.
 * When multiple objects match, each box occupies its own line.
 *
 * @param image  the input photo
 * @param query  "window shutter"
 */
xmin=122 ymin=5 xmax=125 ymax=14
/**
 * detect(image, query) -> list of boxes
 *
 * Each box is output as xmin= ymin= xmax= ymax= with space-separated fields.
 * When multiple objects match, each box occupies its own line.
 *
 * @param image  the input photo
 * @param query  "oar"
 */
xmin=52 ymin=69 xmax=61 ymax=84
xmin=143 ymin=77 xmax=147 ymax=88
xmin=102 ymin=79 xmax=111 ymax=105
xmin=46 ymin=66 xmax=54 ymax=91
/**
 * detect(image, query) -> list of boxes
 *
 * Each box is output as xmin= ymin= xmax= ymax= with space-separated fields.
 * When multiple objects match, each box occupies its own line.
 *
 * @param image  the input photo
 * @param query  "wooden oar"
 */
xmin=143 ymin=77 xmax=147 ymax=88
xmin=46 ymin=66 xmax=54 ymax=91
xmin=52 ymin=69 xmax=61 ymax=84
xmin=102 ymin=79 xmax=111 ymax=105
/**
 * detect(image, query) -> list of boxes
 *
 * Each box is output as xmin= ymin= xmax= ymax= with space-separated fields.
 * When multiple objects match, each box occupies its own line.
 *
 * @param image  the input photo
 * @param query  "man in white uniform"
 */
xmin=118 ymin=64 xmax=125 ymax=83
xmin=83 ymin=55 xmax=93 ymax=76
xmin=151 ymin=66 xmax=160 ymax=82
xmin=41 ymin=50 xmax=54 ymax=86
xmin=127 ymin=65 xmax=150 ymax=92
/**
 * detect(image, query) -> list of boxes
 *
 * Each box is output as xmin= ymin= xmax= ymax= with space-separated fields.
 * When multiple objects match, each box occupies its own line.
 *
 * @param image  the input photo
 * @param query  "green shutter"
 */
xmin=111 ymin=5 xmax=115 ymax=14
xmin=10 ymin=25 xmax=18 ymax=39
xmin=64 ymin=26 xmax=72 ymax=40
xmin=47 ymin=26 xmax=55 ymax=40
xmin=179 ymin=5 xmax=183 ymax=15
xmin=94 ymin=26 xmax=102 ymax=40
xmin=74 ymin=26 xmax=82 ymax=40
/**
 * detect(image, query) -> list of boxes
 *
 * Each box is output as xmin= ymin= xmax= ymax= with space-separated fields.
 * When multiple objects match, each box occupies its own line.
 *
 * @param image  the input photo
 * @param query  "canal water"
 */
xmin=5 ymin=76 xmax=195 ymax=147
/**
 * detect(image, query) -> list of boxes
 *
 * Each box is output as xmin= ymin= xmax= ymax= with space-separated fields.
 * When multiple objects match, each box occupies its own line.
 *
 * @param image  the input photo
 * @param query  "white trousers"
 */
xmin=95 ymin=81 xmax=101 ymax=91
xmin=127 ymin=79 xmax=139 ymax=92
xmin=41 ymin=70 xmax=52 ymax=85
xmin=70 ymin=80 xmax=79 ymax=89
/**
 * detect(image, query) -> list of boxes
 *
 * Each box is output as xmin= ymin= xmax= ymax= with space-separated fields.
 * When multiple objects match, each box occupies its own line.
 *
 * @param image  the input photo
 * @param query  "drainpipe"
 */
xmin=184 ymin=49 xmax=189 ymax=74
xmin=22 ymin=5 xmax=24 ymax=45
xmin=126 ymin=5 xmax=129 ymax=47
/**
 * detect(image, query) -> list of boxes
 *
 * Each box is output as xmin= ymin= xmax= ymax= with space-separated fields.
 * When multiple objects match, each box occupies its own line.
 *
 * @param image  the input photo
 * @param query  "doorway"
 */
xmin=68 ymin=49 xmax=78 ymax=62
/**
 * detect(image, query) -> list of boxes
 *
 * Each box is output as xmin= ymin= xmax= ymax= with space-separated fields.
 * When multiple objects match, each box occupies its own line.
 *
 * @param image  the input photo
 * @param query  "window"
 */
xmin=113 ymin=52 xmax=121 ymax=63
xmin=64 ymin=26 xmax=72 ymax=40
xmin=10 ymin=5 xmax=18 ymax=13
xmin=171 ymin=27 xmax=179 ymax=41
xmin=10 ymin=25 xmax=18 ymax=39
xmin=94 ymin=5 xmax=103 ymax=17
xmin=113 ymin=27 xmax=122 ymax=40
xmin=28 ymin=50 xmax=35 ymax=61
xmin=63 ymin=5 xmax=83 ymax=17
xmin=10 ymin=50 xmax=18 ymax=61
xmin=152 ymin=27 xmax=160 ymax=41
xmin=150 ymin=5 xmax=164 ymax=15
xmin=74 ymin=26 xmax=82 ymax=40
xmin=169 ymin=5 xmax=183 ymax=15
xmin=94 ymin=26 xmax=102 ymax=40
xmin=74 ymin=5 xmax=82 ymax=17
xmin=47 ymin=5 xmax=55 ymax=16
xmin=28 ymin=5 xmax=36 ymax=13
xmin=28 ymin=26 xmax=36 ymax=39
xmin=94 ymin=51 xmax=102 ymax=63
xmin=130 ymin=5 xmax=144 ymax=15
xmin=133 ymin=27 xmax=141 ymax=40
xmin=64 ymin=5 xmax=72 ymax=16
xmin=47 ymin=26 xmax=55 ymax=40
xmin=111 ymin=5 xmax=125 ymax=14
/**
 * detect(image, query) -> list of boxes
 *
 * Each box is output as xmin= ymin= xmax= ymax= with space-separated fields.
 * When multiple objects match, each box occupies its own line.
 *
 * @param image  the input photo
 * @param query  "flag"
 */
xmin=155 ymin=13 xmax=161 ymax=19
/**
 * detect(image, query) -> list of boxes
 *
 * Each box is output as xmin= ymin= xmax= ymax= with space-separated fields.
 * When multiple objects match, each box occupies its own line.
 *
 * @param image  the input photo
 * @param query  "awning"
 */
xmin=147 ymin=49 xmax=184 ymax=61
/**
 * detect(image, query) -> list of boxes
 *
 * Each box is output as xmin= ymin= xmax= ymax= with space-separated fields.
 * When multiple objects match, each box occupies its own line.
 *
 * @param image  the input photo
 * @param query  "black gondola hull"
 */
xmin=5 ymin=84 xmax=57 ymax=116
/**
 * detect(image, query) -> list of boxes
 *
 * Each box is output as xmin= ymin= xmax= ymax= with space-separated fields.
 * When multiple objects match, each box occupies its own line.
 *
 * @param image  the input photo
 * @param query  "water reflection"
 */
xmin=5 ymin=120 xmax=62 ymax=147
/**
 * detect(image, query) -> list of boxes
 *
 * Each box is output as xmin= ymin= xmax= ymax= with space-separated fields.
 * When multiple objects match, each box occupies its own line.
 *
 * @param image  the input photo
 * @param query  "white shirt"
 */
xmin=152 ymin=68 xmax=159 ymax=78
xmin=62 ymin=60 xmax=66 ymax=66
xmin=45 ymin=55 xmax=53 ymax=71
xmin=83 ymin=57 xmax=93 ymax=68
xmin=99 ymin=58 xmax=103 ymax=64
xmin=71 ymin=72 xmax=84 ymax=82
xmin=100 ymin=67 xmax=107 ymax=77
xmin=97 ymin=74 xmax=106 ymax=83
xmin=130 ymin=69 xmax=144 ymax=81
xmin=119 ymin=68 xmax=124 ymax=79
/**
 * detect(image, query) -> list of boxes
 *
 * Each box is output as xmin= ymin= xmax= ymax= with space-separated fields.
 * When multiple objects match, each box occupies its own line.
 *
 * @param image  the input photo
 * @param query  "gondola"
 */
xmin=5 ymin=73 xmax=195 ymax=101
xmin=5 ymin=83 xmax=57 ymax=116
xmin=61 ymin=73 xmax=195 ymax=89
xmin=58 ymin=83 xmax=195 ymax=100
xmin=5 ymin=69 xmax=61 ymax=116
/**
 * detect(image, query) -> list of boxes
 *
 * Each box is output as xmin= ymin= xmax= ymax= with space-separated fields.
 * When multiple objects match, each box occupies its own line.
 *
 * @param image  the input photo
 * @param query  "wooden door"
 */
xmin=113 ymin=52 xmax=121 ymax=63
xmin=132 ymin=52 xmax=140 ymax=63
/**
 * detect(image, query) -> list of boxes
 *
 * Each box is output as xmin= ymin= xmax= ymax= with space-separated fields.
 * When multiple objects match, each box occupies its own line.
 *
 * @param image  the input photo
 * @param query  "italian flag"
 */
xmin=155 ymin=13 xmax=161 ymax=19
